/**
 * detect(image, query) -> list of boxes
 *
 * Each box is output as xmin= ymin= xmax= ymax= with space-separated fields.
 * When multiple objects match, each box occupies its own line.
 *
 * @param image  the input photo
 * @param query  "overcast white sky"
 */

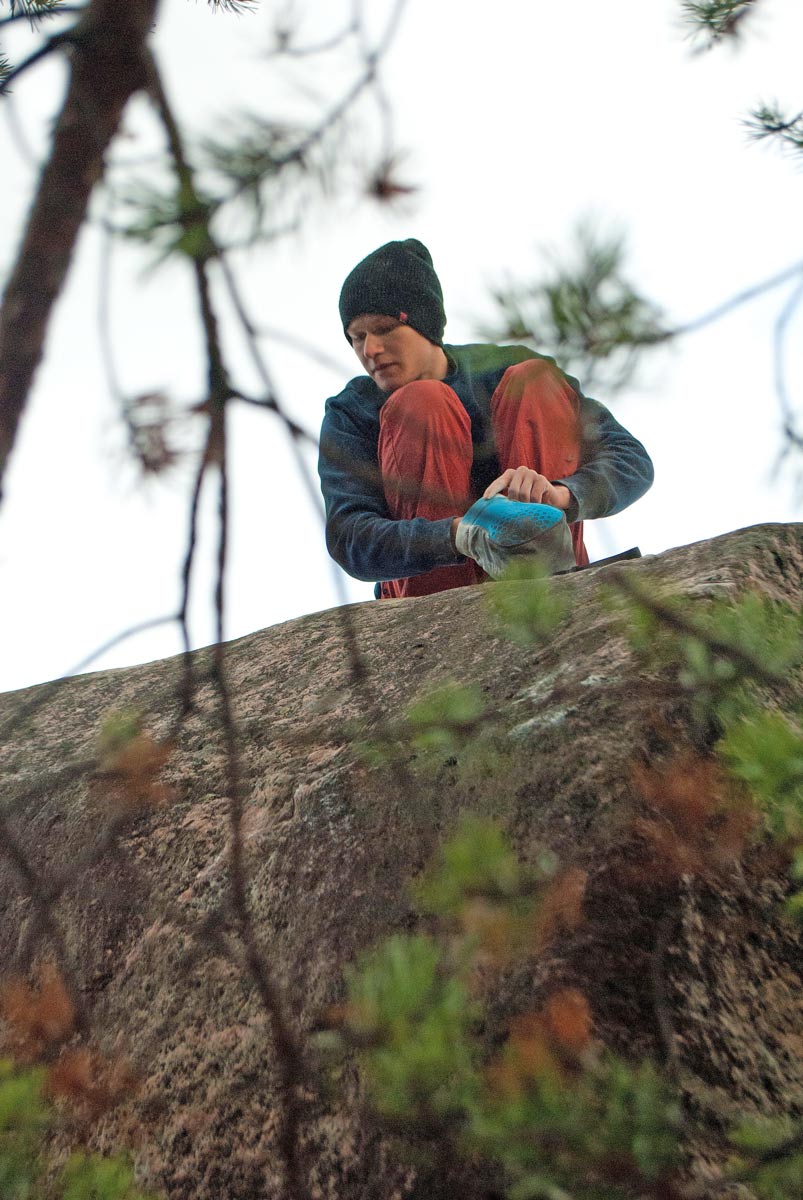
xmin=1 ymin=0 xmax=801 ymax=695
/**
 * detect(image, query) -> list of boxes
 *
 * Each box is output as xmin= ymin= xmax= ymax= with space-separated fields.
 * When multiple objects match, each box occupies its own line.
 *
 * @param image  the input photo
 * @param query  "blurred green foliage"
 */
xmin=406 ymin=683 xmax=486 ymax=757
xmin=0 ymin=1060 xmax=156 ymax=1200
xmin=619 ymin=588 xmax=803 ymax=727
xmin=681 ymin=0 xmax=757 ymax=48
xmin=343 ymin=933 xmax=480 ymax=1122
xmin=486 ymin=560 xmax=569 ymax=647
xmin=118 ymin=179 xmax=217 ymax=266
xmin=621 ymin=582 xmax=803 ymax=915
xmin=728 ymin=1115 xmax=803 ymax=1199
xmin=719 ymin=710 xmax=803 ymax=838
xmin=414 ymin=814 xmax=535 ymax=916
xmin=485 ymin=224 xmax=668 ymax=395
xmin=96 ymin=709 xmax=144 ymax=760
xmin=0 ymin=1060 xmax=48 ymax=1200
xmin=472 ymin=1052 xmax=681 ymax=1200
xmin=61 ymin=1151 xmax=157 ymax=1200
xmin=339 ymin=819 xmax=683 ymax=1198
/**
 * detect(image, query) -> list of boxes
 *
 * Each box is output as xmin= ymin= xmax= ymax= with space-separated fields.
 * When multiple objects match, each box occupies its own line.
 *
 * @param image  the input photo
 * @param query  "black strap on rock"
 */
xmin=558 ymin=546 xmax=642 ymax=575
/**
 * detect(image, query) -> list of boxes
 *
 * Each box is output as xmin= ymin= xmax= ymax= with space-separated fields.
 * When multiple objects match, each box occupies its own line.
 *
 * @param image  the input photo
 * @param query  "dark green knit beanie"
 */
xmin=339 ymin=238 xmax=446 ymax=346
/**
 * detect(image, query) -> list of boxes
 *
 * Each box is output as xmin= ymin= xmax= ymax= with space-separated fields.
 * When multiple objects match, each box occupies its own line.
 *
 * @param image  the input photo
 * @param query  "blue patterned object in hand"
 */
xmin=455 ymin=495 xmax=575 ymax=579
xmin=462 ymin=495 xmax=566 ymax=545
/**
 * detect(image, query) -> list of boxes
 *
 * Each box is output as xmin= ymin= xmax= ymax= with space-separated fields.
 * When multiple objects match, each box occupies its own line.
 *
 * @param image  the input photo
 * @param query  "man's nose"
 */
xmin=363 ymin=333 xmax=383 ymax=358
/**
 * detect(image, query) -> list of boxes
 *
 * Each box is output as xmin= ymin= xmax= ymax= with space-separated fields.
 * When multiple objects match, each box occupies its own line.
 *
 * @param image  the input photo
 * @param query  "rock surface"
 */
xmin=1 ymin=522 xmax=803 ymax=1199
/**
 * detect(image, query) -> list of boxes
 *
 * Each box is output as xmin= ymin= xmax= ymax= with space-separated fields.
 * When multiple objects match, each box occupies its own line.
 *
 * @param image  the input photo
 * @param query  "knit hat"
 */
xmin=339 ymin=238 xmax=446 ymax=346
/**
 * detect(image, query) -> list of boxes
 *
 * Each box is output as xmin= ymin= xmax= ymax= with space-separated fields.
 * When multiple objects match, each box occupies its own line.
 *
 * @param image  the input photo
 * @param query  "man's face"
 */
xmin=346 ymin=313 xmax=445 ymax=393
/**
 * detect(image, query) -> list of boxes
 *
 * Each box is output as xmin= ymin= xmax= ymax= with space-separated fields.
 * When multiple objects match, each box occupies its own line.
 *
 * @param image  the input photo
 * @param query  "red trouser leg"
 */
xmin=490 ymin=359 xmax=589 ymax=566
xmin=377 ymin=380 xmax=483 ymax=599
xmin=376 ymin=363 xmax=588 ymax=600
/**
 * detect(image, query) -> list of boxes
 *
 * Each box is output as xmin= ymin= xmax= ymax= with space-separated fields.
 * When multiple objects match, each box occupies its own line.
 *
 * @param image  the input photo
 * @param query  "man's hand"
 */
xmin=484 ymin=467 xmax=571 ymax=510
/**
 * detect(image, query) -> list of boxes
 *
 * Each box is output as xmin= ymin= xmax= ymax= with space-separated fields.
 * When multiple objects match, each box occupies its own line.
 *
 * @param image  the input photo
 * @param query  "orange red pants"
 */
xmin=377 ymin=359 xmax=588 ymax=598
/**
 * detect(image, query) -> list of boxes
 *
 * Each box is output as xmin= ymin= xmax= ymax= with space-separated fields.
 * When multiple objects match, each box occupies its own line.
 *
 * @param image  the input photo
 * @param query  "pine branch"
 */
xmin=0 ymin=2 xmax=83 ymax=28
xmin=681 ymin=0 xmax=759 ymax=49
xmin=206 ymin=0 xmax=256 ymax=11
xmin=486 ymin=224 xmax=669 ymax=393
xmin=609 ymin=573 xmax=792 ymax=691
xmin=7 ymin=0 xmax=65 ymax=20
xmin=746 ymin=102 xmax=803 ymax=156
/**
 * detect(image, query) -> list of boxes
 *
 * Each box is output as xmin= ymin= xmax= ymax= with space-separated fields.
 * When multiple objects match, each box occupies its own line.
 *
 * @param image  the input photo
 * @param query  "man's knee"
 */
xmin=381 ymin=379 xmax=459 ymax=424
xmin=494 ymin=358 xmax=579 ymax=420
xmin=496 ymin=357 xmax=565 ymax=399
xmin=503 ymin=358 xmax=552 ymax=383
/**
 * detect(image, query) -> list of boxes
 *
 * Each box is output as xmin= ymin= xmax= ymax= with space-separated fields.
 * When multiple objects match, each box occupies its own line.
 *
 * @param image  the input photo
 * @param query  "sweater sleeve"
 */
xmin=318 ymin=402 xmax=462 ymax=583
xmin=553 ymin=392 xmax=654 ymax=523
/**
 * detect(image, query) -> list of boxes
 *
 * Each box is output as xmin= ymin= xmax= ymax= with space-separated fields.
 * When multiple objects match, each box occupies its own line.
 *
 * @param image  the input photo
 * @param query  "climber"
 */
xmin=317 ymin=238 xmax=654 ymax=600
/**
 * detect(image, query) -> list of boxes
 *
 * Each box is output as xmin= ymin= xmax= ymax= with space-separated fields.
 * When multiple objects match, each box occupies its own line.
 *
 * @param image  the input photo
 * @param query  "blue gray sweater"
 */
xmin=318 ymin=342 xmax=653 ymax=584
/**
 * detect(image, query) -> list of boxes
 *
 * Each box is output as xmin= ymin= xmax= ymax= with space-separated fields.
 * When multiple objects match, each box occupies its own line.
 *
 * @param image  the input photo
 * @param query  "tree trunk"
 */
xmin=0 ymin=0 xmax=159 ymax=498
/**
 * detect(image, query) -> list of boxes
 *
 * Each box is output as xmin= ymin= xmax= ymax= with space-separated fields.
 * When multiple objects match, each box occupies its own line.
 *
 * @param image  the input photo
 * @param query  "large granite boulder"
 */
xmin=1 ymin=522 xmax=802 ymax=1199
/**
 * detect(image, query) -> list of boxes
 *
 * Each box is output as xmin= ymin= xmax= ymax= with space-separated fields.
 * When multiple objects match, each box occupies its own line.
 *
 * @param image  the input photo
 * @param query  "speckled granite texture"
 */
xmin=1 ymin=522 xmax=802 ymax=1199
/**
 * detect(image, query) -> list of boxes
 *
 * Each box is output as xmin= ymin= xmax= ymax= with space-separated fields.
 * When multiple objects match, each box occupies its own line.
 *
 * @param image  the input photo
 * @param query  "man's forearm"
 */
xmin=328 ymin=510 xmax=463 ymax=582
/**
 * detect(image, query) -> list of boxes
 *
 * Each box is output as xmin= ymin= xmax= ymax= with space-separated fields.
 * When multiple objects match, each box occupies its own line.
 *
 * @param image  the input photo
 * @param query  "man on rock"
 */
xmin=318 ymin=238 xmax=654 ymax=599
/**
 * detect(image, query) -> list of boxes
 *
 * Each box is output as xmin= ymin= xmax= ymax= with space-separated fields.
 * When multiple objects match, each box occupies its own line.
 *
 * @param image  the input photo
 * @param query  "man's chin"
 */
xmin=373 ymin=367 xmax=404 ymax=392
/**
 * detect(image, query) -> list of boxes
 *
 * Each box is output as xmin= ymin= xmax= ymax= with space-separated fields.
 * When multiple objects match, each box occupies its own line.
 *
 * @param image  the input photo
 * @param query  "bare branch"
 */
xmin=0 ymin=613 xmax=179 ymax=752
xmin=773 ymin=277 xmax=803 ymax=465
xmin=669 ymin=258 xmax=803 ymax=338
xmin=273 ymin=0 xmax=408 ymax=173
xmin=0 ymin=28 xmax=70 ymax=93
xmin=4 ymin=90 xmax=45 ymax=166
xmin=268 ymin=10 xmax=359 ymax=58
xmin=0 ymin=806 xmax=90 ymax=1035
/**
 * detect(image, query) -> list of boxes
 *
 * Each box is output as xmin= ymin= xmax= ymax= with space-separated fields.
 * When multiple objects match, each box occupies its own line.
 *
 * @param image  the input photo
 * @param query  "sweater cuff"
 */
xmin=552 ymin=480 xmax=580 ymax=524
xmin=432 ymin=516 xmax=465 ymax=564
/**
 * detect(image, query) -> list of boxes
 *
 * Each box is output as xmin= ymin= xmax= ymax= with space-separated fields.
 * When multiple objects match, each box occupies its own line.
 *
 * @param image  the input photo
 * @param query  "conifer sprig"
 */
xmin=486 ymin=225 xmax=668 ymax=394
xmin=746 ymin=102 xmax=803 ymax=158
xmin=680 ymin=0 xmax=758 ymax=48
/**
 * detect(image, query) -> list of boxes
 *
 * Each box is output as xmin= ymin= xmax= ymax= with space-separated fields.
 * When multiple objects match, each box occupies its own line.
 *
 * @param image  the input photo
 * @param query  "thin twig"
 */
xmin=175 ymin=436 xmax=207 ymax=716
xmin=268 ymin=10 xmax=358 ymax=58
xmin=0 ymin=807 xmax=90 ymax=1035
xmin=146 ymin=46 xmax=312 ymax=1198
xmin=143 ymin=46 xmax=229 ymax=713
xmin=213 ymin=440 xmax=310 ymax=1200
xmin=97 ymin=192 xmax=125 ymax=405
xmin=3 ymin=89 xmax=38 ymax=165
xmin=243 ymin=321 xmax=351 ymax=376
xmin=273 ymin=0 xmax=408 ymax=172
xmin=353 ymin=0 xmax=406 ymax=164
xmin=773 ymin=276 xmax=803 ymax=464
xmin=650 ymin=908 xmax=679 ymax=1077
xmin=0 ymin=613 xmax=179 ymax=749
xmin=66 ymin=613 xmax=179 ymax=678
xmin=0 ymin=28 xmax=70 ymax=93
xmin=214 ymin=603 xmax=311 ymax=1200
xmin=670 ymin=258 xmax=803 ymax=339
